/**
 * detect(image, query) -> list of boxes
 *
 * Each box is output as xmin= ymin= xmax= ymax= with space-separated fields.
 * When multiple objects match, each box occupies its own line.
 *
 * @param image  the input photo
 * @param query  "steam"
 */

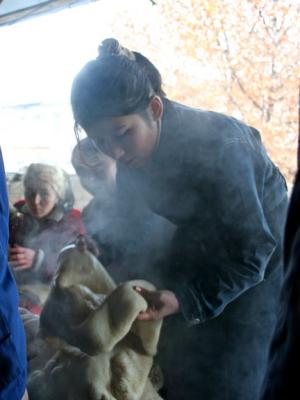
xmin=81 ymin=171 xmax=176 ymax=285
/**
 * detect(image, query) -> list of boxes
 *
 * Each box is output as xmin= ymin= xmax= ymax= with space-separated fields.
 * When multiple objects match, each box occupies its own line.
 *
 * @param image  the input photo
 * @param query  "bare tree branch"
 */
xmin=220 ymin=27 xmax=264 ymax=113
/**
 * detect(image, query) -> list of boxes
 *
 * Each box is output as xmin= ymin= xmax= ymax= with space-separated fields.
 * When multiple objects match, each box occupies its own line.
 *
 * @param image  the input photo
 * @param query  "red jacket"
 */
xmin=10 ymin=201 xmax=85 ymax=283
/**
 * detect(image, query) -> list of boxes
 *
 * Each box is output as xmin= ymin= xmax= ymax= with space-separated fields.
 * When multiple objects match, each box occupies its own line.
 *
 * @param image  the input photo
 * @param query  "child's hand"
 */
xmin=134 ymin=286 xmax=180 ymax=321
xmin=9 ymin=245 xmax=35 ymax=271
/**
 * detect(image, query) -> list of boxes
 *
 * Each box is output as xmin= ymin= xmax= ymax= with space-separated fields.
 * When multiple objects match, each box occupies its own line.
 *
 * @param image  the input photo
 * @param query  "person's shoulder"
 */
xmin=60 ymin=208 xmax=85 ymax=234
xmin=66 ymin=208 xmax=82 ymax=219
xmin=13 ymin=199 xmax=26 ymax=211
xmin=167 ymin=99 xmax=248 ymax=130
xmin=167 ymin=99 xmax=218 ymax=119
xmin=166 ymin=100 xmax=240 ymax=140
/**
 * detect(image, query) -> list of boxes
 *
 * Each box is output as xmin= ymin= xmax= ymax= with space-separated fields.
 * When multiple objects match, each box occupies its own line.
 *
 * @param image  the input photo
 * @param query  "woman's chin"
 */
xmin=30 ymin=210 xmax=44 ymax=219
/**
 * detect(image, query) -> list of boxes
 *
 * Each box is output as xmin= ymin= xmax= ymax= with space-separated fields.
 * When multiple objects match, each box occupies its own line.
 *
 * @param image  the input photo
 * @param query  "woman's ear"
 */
xmin=149 ymin=96 xmax=163 ymax=121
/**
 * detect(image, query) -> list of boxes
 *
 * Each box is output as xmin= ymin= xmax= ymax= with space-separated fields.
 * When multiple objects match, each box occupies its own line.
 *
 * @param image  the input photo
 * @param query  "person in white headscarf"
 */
xmin=8 ymin=163 xmax=85 ymax=313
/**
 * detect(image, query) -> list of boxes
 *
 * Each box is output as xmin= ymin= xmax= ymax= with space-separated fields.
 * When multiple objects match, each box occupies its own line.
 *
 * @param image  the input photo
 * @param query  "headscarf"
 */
xmin=24 ymin=163 xmax=74 ymax=212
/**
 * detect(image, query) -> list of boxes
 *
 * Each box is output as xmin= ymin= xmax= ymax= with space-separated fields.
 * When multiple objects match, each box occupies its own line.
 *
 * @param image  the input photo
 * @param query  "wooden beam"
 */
xmin=0 ymin=0 xmax=97 ymax=27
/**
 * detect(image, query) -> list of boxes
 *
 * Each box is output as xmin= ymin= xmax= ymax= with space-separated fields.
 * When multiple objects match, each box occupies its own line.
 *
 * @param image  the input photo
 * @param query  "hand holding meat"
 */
xmin=27 ymin=242 xmax=164 ymax=400
xmin=134 ymin=286 xmax=180 ymax=321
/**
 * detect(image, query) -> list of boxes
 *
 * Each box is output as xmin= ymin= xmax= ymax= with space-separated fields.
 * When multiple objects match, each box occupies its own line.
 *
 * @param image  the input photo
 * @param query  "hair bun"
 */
xmin=98 ymin=38 xmax=135 ymax=61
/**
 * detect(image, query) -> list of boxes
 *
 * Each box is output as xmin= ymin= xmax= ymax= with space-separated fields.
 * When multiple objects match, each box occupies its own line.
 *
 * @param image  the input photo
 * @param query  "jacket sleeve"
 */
xmin=171 ymin=132 xmax=287 ymax=326
xmin=0 ymin=148 xmax=27 ymax=399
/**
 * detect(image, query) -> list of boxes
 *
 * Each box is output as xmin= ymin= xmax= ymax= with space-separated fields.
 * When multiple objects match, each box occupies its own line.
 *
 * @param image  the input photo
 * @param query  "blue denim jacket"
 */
xmin=117 ymin=99 xmax=288 ymax=399
xmin=119 ymin=99 xmax=287 ymax=323
xmin=0 ymin=148 xmax=27 ymax=399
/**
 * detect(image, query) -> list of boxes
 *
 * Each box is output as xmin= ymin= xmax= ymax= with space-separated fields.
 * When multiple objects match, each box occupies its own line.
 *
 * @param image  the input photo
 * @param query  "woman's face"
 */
xmin=76 ymin=162 xmax=116 ymax=196
xmin=25 ymin=182 xmax=58 ymax=219
xmin=86 ymin=97 xmax=163 ymax=169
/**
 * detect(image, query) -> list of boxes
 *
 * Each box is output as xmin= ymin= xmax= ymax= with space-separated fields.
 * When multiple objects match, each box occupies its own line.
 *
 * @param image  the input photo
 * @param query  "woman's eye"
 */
xmin=40 ymin=190 xmax=49 ymax=197
xmin=115 ymin=129 xmax=129 ymax=138
xmin=26 ymin=190 xmax=34 ymax=199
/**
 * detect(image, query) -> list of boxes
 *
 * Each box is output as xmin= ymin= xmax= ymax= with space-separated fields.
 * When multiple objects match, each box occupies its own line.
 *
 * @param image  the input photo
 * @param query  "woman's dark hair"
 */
xmin=71 ymin=38 xmax=165 ymax=130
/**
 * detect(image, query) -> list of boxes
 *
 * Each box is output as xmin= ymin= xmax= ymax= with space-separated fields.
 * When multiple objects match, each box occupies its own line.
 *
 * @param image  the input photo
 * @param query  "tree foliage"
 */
xmin=110 ymin=0 xmax=300 ymax=184
xmin=155 ymin=0 xmax=300 ymax=183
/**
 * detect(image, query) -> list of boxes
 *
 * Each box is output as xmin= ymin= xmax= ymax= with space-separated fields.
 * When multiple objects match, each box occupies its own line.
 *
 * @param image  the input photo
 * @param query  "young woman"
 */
xmin=70 ymin=38 xmax=288 ymax=399
xmin=9 ymin=163 xmax=85 ymax=312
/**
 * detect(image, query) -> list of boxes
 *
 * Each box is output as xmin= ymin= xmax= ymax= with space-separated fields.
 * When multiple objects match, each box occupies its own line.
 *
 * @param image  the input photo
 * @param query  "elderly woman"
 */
xmin=9 ymin=163 xmax=85 ymax=312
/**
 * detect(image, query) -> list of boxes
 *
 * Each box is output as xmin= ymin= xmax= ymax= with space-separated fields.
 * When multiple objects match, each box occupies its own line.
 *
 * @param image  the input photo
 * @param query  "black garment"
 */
xmin=117 ymin=100 xmax=288 ymax=399
xmin=260 ymin=170 xmax=300 ymax=400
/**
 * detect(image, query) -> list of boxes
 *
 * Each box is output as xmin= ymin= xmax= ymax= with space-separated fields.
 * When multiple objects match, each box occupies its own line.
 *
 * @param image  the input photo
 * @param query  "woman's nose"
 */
xmin=110 ymin=144 xmax=125 ymax=160
xmin=33 ymin=193 xmax=41 ymax=205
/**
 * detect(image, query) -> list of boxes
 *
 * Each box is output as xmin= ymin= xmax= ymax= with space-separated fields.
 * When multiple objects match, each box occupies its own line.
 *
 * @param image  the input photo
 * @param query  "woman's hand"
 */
xmin=22 ymin=389 xmax=29 ymax=400
xmin=134 ymin=286 xmax=180 ymax=321
xmin=9 ymin=245 xmax=36 ymax=271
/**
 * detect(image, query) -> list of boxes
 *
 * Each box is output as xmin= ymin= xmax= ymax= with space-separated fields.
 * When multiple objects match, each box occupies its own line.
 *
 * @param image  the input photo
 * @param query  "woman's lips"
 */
xmin=122 ymin=157 xmax=144 ymax=168
xmin=31 ymin=208 xmax=42 ymax=215
xmin=122 ymin=157 xmax=135 ymax=166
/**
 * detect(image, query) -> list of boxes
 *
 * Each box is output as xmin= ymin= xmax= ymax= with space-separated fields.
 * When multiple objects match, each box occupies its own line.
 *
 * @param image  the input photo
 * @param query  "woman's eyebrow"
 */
xmin=114 ymin=124 xmax=127 ymax=130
